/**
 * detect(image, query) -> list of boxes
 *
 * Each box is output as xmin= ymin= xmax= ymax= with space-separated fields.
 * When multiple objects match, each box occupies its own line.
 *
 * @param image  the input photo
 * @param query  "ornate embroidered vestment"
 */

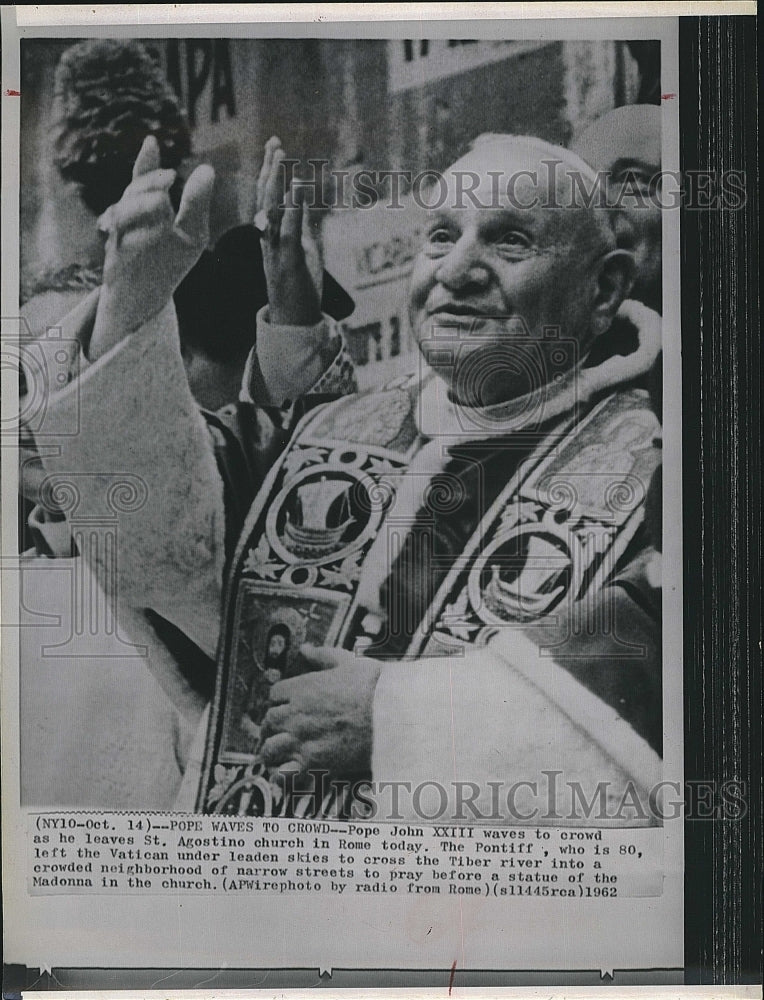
xmin=197 ymin=376 xmax=660 ymax=815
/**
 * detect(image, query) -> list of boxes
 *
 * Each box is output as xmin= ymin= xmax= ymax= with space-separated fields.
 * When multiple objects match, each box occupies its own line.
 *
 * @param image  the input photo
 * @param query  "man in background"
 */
xmin=572 ymin=104 xmax=662 ymax=313
xmin=572 ymin=104 xmax=663 ymax=560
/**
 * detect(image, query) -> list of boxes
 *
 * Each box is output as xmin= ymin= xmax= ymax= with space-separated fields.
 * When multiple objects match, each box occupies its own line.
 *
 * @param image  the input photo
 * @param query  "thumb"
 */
xmin=299 ymin=644 xmax=357 ymax=671
xmin=174 ymin=164 xmax=215 ymax=246
xmin=132 ymin=135 xmax=161 ymax=179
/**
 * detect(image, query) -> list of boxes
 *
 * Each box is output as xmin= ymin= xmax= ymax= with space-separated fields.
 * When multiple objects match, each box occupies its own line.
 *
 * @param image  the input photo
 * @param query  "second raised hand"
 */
xmin=256 ymin=136 xmax=323 ymax=327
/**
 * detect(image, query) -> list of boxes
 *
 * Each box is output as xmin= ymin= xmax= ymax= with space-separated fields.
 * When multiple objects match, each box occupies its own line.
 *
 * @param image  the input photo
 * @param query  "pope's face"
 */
xmin=408 ymin=145 xmax=606 ymax=406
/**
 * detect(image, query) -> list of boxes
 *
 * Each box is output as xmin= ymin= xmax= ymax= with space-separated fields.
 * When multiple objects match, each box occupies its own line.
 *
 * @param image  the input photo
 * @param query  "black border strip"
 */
xmin=680 ymin=13 xmax=761 ymax=986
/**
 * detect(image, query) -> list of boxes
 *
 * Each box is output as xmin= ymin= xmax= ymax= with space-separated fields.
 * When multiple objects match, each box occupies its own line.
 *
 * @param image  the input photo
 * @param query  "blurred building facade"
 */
xmin=20 ymin=36 xmax=657 ymax=386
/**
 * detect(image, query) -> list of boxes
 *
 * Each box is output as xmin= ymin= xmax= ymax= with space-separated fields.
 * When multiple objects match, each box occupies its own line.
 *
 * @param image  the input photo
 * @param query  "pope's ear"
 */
xmin=590 ymin=249 xmax=636 ymax=336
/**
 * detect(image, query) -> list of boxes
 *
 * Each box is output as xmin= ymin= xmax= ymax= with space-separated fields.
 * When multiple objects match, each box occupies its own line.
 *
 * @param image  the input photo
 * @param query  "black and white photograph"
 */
xmin=1 ymin=2 xmax=759 ymax=991
xmin=15 ymin=28 xmax=668 ymax=821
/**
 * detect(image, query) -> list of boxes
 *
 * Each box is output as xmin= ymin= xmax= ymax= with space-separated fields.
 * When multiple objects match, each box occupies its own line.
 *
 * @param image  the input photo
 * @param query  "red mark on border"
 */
xmin=661 ymin=93 xmax=676 ymax=100
xmin=5 ymin=89 xmax=21 ymax=97
xmin=448 ymin=959 xmax=457 ymax=995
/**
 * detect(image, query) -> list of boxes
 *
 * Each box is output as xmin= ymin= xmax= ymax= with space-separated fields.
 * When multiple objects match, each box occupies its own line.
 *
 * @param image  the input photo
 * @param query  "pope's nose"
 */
xmin=434 ymin=236 xmax=491 ymax=291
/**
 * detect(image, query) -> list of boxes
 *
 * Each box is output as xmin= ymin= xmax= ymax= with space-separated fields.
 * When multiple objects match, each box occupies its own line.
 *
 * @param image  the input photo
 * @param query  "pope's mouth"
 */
xmin=426 ymin=304 xmax=493 ymax=318
xmin=422 ymin=309 xmax=531 ymax=339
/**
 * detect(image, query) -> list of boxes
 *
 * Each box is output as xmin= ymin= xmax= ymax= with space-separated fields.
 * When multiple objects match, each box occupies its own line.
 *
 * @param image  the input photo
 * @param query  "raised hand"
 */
xmin=256 ymin=136 xmax=323 ymax=327
xmin=90 ymin=136 xmax=215 ymax=359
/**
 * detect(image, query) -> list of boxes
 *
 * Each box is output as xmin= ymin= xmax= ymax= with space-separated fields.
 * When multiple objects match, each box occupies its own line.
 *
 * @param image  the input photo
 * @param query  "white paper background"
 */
xmin=2 ymin=3 xmax=687 ymax=978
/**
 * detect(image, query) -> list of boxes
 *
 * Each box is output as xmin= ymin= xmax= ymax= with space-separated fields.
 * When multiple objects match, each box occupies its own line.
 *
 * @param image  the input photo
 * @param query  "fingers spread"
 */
xmin=174 ymin=164 xmax=215 ymax=245
xmin=132 ymin=135 xmax=161 ymax=179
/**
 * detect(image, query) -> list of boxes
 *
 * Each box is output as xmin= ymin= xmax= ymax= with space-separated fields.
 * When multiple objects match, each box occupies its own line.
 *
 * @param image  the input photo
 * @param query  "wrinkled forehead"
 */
xmin=425 ymin=138 xmax=608 ymax=246
xmin=440 ymin=137 xmax=600 ymax=210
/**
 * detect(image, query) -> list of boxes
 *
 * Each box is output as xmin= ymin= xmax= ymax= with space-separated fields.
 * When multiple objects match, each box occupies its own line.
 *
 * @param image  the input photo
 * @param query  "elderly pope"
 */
xmin=28 ymin=133 xmax=663 ymax=824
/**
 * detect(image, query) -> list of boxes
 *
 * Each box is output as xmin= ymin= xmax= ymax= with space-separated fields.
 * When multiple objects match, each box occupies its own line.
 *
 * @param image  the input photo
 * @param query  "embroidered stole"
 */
xmin=196 ymin=378 xmax=659 ymax=815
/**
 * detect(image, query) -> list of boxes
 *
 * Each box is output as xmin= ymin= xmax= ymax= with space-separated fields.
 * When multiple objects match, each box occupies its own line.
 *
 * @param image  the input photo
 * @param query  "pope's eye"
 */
xmin=428 ymin=228 xmax=453 ymax=244
xmin=497 ymin=231 xmax=532 ymax=248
